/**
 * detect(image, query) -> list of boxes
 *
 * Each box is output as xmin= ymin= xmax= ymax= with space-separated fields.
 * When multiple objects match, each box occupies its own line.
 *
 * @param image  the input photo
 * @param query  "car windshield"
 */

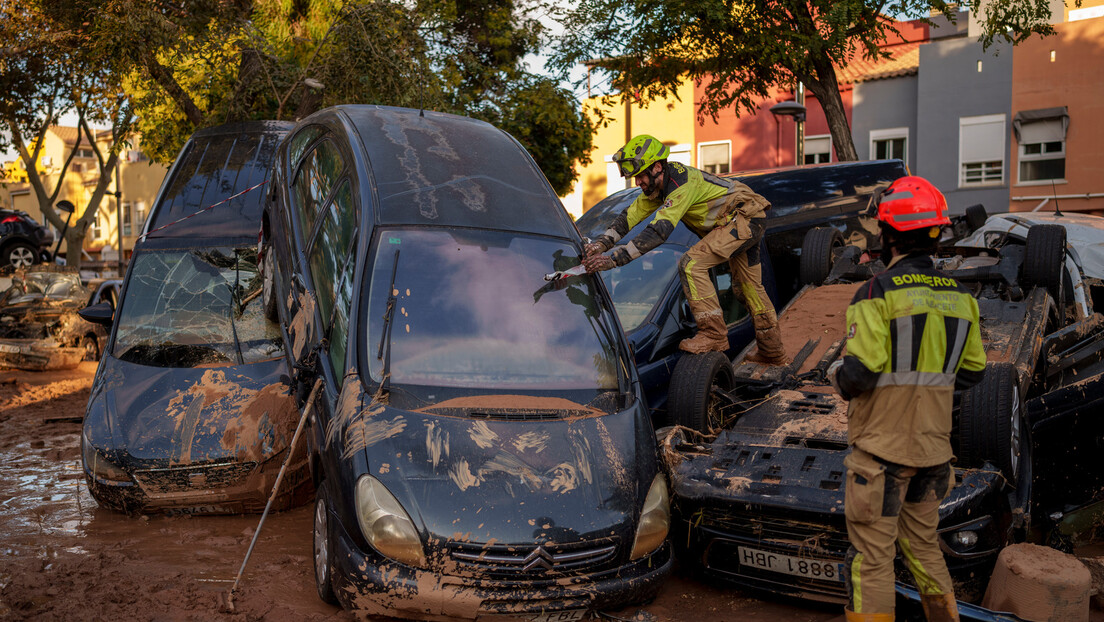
xmin=363 ymin=228 xmax=625 ymax=402
xmin=113 ymin=247 xmax=284 ymax=367
xmin=600 ymin=245 xmax=682 ymax=332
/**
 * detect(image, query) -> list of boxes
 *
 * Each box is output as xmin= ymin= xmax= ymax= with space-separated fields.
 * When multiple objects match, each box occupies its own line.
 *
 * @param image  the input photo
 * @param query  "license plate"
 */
xmin=524 ymin=610 xmax=588 ymax=622
xmin=0 ymin=343 xmax=20 ymax=353
xmin=738 ymin=546 xmax=845 ymax=583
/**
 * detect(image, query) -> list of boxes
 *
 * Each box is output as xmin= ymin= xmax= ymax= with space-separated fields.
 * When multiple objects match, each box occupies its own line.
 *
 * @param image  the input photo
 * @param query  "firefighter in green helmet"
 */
xmin=583 ymin=134 xmax=788 ymax=363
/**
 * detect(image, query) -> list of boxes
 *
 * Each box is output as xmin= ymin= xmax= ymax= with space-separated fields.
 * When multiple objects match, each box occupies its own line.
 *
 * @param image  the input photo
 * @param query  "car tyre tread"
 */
xmin=799 ymin=227 xmax=843 ymax=286
xmin=958 ymin=362 xmax=1019 ymax=480
xmin=313 ymin=479 xmax=339 ymax=605
xmin=668 ymin=351 xmax=734 ymax=433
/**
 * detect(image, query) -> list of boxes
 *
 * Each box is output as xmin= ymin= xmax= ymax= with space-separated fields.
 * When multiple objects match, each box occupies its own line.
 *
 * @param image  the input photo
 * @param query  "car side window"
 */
xmin=287 ymin=126 xmax=324 ymax=173
xmin=293 ymin=139 xmax=344 ymax=241
xmin=713 ymin=266 xmax=749 ymax=326
xmin=305 ymin=180 xmax=358 ymax=378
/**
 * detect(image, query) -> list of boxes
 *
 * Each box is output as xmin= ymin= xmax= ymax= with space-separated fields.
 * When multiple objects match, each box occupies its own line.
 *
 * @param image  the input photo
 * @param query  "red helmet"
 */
xmin=876 ymin=176 xmax=951 ymax=232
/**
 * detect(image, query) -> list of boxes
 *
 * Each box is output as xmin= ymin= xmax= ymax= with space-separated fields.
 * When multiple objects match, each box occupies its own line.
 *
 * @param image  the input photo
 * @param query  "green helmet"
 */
xmin=613 ymin=135 xmax=669 ymax=178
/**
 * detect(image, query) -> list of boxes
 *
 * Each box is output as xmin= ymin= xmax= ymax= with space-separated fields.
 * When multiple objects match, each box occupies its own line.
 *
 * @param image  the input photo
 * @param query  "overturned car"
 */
xmin=660 ymin=220 xmax=1104 ymax=604
xmin=79 ymin=121 xmax=312 ymax=515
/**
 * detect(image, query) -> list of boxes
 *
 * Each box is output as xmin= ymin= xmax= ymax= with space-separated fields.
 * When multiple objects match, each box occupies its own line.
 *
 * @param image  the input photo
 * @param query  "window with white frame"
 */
xmin=1014 ymin=109 xmax=1067 ymax=184
xmin=804 ymin=135 xmax=831 ymax=164
xmin=74 ymin=148 xmax=95 ymax=159
xmin=122 ymin=202 xmax=133 ymax=236
xmin=135 ymin=201 xmax=147 ymax=231
xmin=698 ymin=141 xmax=731 ymax=175
xmin=959 ymin=115 xmax=1005 ymax=187
xmin=91 ymin=211 xmax=105 ymax=240
xmin=870 ymin=127 xmax=908 ymax=165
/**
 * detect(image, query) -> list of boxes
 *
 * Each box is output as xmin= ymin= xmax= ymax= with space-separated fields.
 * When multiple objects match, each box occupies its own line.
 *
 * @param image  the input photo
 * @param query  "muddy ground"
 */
xmin=0 ymin=363 xmax=843 ymax=622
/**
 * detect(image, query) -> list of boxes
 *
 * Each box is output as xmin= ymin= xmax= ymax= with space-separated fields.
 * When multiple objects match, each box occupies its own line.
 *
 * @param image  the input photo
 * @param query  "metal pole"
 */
xmin=114 ymin=164 xmax=123 ymax=277
xmin=796 ymin=82 xmax=806 ymax=166
xmin=227 ymin=378 xmax=323 ymax=610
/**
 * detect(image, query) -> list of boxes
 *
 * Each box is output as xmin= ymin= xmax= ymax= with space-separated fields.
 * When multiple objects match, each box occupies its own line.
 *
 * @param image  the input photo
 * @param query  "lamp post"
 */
xmin=769 ymin=92 xmax=807 ymax=167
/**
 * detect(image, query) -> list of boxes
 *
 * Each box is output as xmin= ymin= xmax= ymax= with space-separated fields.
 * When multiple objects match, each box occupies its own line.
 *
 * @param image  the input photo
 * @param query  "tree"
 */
xmin=0 ymin=0 xmax=134 ymax=271
xmin=550 ymin=0 xmax=1078 ymax=162
xmin=42 ymin=0 xmax=593 ymax=196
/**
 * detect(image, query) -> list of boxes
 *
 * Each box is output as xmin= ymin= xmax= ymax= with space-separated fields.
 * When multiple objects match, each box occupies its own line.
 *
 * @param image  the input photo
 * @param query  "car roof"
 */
xmin=335 ymin=106 xmax=576 ymax=239
xmin=143 ymin=120 xmax=294 ymax=240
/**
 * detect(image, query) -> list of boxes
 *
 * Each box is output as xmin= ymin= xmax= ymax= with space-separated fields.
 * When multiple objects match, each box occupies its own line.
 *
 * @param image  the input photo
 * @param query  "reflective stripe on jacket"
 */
xmin=838 ymin=253 xmax=987 ymax=467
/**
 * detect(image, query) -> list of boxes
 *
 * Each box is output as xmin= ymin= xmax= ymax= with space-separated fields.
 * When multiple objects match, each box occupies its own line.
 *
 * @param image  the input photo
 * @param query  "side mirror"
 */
xmin=78 ymin=302 xmax=114 ymax=327
xmin=679 ymin=299 xmax=696 ymax=330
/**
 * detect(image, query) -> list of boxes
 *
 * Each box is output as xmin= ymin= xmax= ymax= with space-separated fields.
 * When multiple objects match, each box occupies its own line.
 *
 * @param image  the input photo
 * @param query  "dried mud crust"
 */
xmin=776 ymin=283 xmax=860 ymax=374
xmin=0 ymin=365 xmax=843 ymax=622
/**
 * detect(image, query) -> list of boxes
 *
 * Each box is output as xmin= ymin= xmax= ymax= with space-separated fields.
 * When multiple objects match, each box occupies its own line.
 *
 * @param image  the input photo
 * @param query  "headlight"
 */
xmin=951 ymin=530 xmax=979 ymax=550
xmin=630 ymin=473 xmax=670 ymax=560
xmin=355 ymin=475 xmax=426 ymax=568
xmin=81 ymin=431 xmax=132 ymax=484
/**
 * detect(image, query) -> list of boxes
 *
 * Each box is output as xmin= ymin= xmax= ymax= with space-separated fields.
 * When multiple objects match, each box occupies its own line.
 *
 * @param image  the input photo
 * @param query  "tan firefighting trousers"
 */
xmin=844 ymin=447 xmax=958 ymax=618
xmin=676 ymin=215 xmax=783 ymax=356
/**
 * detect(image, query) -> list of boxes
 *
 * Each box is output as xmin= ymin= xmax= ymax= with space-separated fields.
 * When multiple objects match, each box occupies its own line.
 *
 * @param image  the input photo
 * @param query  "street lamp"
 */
xmin=770 ymin=93 xmax=807 ymax=166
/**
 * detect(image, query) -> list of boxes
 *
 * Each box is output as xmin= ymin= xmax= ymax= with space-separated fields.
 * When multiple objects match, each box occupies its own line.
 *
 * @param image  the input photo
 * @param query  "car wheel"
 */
xmin=667 ymin=351 xmax=735 ymax=433
xmin=313 ymin=480 xmax=339 ymax=605
xmin=799 ymin=227 xmax=844 ymax=286
xmin=964 ymin=204 xmax=988 ymax=233
xmin=80 ymin=335 xmax=99 ymax=361
xmin=261 ymin=242 xmax=279 ymax=322
xmin=5 ymin=242 xmax=38 ymax=269
xmin=1022 ymin=224 xmax=1067 ymax=312
xmin=958 ymin=363 xmax=1023 ymax=481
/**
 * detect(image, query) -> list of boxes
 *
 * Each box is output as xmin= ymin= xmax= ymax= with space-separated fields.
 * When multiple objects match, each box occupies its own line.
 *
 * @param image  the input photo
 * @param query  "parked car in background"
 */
xmin=78 ymin=121 xmax=312 ymax=515
xmin=1 ymin=208 xmax=53 ymax=270
xmin=262 ymin=105 xmax=669 ymax=620
xmin=0 ymin=266 xmax=113 ymax=361
xmin=574 ymin=160 xmax=908 ymax=422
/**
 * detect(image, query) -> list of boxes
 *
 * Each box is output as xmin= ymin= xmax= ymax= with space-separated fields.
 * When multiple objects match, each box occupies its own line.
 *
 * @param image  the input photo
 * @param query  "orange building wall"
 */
xmin=1010 ymin=17 xmax=1104 ymax=214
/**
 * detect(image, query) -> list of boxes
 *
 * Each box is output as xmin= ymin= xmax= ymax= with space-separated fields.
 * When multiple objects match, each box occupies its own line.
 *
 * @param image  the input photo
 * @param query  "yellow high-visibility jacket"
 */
xmin=837 ymin=253 xmax=987 ymax=467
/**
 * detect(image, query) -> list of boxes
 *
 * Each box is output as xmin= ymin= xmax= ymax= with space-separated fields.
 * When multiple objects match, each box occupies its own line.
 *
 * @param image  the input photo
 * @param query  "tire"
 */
xmin=958 ymin=363 xmax=1023 ymax=481
xmin=667 ymin=351 xmax=735 ymax=433
xmin=4 ymin=242 xmax=38 ymax=269
xmin=261 ymin=242 xmax=279 ymax=322
xmin=799 ymin=227 xmax=844 ymax=286
xmin=80 ymin=334 xmax=100 ymax=362
xmin=1022 ymin=224 xmax=1066 ymax=309
xmin=313 ymin=480 xmax=339 ymax=605
xmin=964 ymin=204 xmax=988 ymax=232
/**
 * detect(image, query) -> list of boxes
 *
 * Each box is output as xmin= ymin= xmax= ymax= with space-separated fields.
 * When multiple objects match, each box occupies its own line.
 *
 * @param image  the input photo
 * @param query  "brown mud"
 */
xmin=0 ymin=364 xmax=839 ymax=621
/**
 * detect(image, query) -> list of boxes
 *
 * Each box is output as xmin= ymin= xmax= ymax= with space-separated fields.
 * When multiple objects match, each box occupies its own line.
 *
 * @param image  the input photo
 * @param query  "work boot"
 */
xmin=744 ymin=324 xmax=790 ymax=365
xmin=678 ymin=310 xmax=729 ymax=354
xmin=844 ymin=609 xmax=894 ymax=622
xmin=919 ymin=594 xmax=960 ymax=622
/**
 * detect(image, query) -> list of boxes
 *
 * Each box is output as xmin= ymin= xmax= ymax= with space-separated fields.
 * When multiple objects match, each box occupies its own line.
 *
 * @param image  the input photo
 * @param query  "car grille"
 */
xmin=698 ymin=509 xmax=849 ymax=599
xmin=448 ymin=538 xmax=619 ymax=578
xmin=133 ymin=462 xmax=258 ymax=494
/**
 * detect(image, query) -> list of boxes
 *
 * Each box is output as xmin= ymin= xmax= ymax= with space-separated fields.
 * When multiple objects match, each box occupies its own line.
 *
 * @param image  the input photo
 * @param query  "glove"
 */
xmin=827 ymin=359 xmax=844 ymax=396
xmin=583 ymin=253 xmax=615 ymax=273
xmin=584 ymin=241 xmax=606 ymax=258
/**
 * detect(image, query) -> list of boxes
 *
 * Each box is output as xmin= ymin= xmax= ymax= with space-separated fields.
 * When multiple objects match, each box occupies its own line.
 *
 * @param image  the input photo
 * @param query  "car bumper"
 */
xmin=330 ymin=519 xmax=672 ymax=621
xmin=85 ymin=448 xmax=311 ymax=515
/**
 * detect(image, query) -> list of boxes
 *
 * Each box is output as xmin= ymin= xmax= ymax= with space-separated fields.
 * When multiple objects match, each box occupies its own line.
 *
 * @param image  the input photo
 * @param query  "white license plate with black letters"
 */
xmin=738 ymin=546 xmax=845 ymax=582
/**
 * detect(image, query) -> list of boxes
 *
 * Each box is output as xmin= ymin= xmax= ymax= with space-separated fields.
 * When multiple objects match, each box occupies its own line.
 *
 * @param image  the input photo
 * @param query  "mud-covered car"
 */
xmin=574 ymin=160 xmax=907 ymax=422
xmin=1 ymin=208 xmax=53 ymax=270
xmin=659 ymin=221 xmax=1104 ymax=605
xmin=261 ymin=105 xmax=670 ymax=620
xmin=0 ymin=266 xmax=113 ymax=361
xmin=78 ymin=121 xmax=313 ymax=515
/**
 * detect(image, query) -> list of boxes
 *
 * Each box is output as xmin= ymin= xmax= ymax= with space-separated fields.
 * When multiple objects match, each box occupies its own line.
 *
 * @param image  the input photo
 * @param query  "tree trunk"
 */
xmin=63 ymin=223 xmax=87 ymax=272
xmin=143 ymin=51 xmax=205 ymax=126
xmin=798 ymin=62 xmax=859 ymax=162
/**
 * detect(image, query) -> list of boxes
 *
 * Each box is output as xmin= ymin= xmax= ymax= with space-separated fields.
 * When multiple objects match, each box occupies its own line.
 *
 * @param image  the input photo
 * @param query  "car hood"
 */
xmin=339 ymin=391 xmax=654 ymax=545
xmin=86 ymin=355 xmax=297 ymax=466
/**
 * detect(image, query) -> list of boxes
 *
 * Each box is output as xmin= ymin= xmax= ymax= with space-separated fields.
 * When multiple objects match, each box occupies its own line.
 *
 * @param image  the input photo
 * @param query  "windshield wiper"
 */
xmin=226 ymin=253 xmax=244 ymax=365
xmin=376 ymin=249 xmax=400 ymax=395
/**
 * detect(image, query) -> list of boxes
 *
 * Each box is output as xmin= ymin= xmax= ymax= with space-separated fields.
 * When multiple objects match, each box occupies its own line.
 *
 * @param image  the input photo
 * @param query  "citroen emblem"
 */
xmin=521 ymin=546 xmax=555 ymax=571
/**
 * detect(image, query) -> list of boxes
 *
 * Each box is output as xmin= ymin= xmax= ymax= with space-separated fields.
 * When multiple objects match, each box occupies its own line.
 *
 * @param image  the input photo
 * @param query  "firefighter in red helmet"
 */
xmin=830 ymin=176 xmax=987 ymax=621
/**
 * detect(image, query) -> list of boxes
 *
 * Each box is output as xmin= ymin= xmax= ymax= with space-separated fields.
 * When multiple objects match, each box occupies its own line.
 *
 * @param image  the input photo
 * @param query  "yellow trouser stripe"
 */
xmin=898 ymin=537 xmax=943 ymax=595
xmin=741 ymin=282 xmax=765 ymax=315
xmin=852 ymin=551 xmax=863 ymax=612
xmin=684 ymin=257 xmax=707 ymax=301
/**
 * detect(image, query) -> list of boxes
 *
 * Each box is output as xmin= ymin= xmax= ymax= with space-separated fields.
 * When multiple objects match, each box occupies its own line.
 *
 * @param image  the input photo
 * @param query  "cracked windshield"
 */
xmin=112 ymin=247 xmax=283 ymax=367
xmin=365 ymin=228 xmax=623 ymax=399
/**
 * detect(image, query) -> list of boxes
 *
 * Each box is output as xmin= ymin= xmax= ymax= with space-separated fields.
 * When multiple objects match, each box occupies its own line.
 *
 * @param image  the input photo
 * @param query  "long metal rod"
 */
xmin=227 ymin=377 xmax=323 ymax=607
